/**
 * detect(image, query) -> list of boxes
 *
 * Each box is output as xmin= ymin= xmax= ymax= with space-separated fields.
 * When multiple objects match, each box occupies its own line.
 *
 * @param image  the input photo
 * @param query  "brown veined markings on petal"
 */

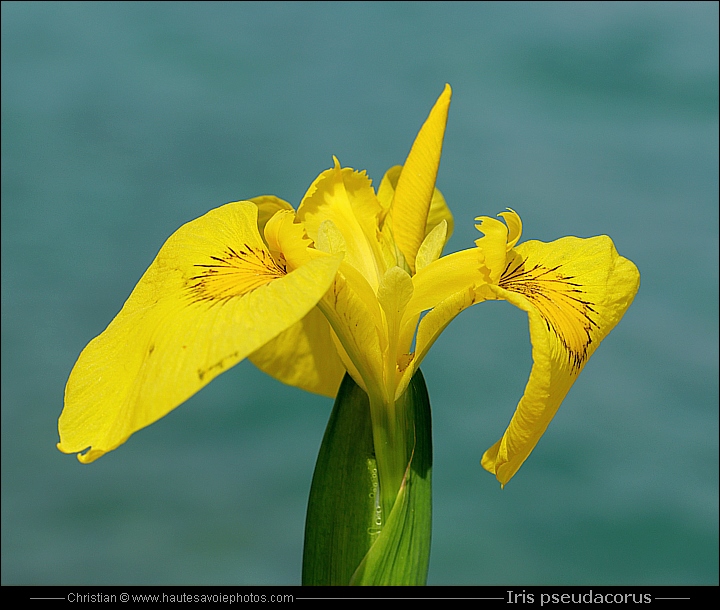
xmin=499 ymin=256 xmax=599 ymax=374
xmin=187 ymin=244 xmax=286 ymax=305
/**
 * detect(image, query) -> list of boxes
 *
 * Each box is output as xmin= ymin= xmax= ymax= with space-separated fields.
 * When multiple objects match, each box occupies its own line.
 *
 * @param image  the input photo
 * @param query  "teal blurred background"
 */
xmin=2 ymin=1 xmax=717 ymax=585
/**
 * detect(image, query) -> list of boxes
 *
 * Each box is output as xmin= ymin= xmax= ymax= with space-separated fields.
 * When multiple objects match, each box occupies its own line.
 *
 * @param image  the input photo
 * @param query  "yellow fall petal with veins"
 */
xmin=58 ymin=201 xmax=341 ymax=463
xmin=481 ymin=235 xmax=640 ymax=485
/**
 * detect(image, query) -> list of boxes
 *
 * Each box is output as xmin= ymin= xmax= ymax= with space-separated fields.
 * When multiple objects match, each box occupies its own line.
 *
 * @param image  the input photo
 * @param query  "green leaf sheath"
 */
xmin=302 ymin=370 xmax=433 ymax=585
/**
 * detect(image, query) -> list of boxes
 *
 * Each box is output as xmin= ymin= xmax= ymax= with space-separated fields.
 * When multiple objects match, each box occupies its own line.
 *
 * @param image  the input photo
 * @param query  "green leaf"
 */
xmin=301 ymin=373 xmax=377 ymax=585
xmin=302 ymin=370 xmax=432 ymax=585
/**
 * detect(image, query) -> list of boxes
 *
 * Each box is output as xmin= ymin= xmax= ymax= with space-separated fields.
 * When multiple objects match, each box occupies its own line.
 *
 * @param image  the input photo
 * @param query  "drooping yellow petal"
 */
xmin=249 ymin=307 xmax=345 ymax=398
xmin=58 ymin=201 xmax=342 ymax=463
xmin=391 ymin=84 xmax=452 ymax=272
xmin=481 ymin=235 xmax=640 ymax=486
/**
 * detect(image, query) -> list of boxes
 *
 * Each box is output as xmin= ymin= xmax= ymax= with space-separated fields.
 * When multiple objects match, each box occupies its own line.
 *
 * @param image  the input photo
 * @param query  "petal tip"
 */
xmin=57 ymin=441 xmax=103 ymax=464
xmin=77 ymin=447 xmax=105 ymax=464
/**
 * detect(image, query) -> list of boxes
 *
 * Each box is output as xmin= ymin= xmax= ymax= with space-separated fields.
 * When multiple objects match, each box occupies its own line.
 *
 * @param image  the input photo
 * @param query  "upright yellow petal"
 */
xmin=425 ymin=188 xmax=454 ymax=244
xmin=58 ymin=201 xmax=342 ymax=463
xmin=391 ymin=84 xmax=452 ymax=271
xmin=377 ymin=164 xmax=454 ymax=244
xmin=473 ymin=213 xmax=514 ymax=284
xmin=249 ymin=195 xmax=295 ymax=237
xmin=415 ymin=219 xmax=448 ymax=273
xmin=481 ymin=235 xmax=640 ymax=485
xmin=297 ymin=160 xmax=385 ymax=289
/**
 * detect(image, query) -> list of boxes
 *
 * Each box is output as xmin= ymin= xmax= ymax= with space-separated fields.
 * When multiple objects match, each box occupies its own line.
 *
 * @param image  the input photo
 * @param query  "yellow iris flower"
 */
xmin=58 ymin=84 xmax=639 ymax=492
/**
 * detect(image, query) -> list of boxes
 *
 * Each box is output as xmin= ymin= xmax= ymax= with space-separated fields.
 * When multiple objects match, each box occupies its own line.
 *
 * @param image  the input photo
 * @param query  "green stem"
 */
xmin=369 ymin=392 xmax=408 ymax=521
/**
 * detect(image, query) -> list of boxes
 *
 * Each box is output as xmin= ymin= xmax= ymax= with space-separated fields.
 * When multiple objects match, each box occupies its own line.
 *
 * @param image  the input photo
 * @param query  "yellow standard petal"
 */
xmin=297 ymin=159 xmax=385 ymax=289
xmin=58 ymin=201 xmax=342 ymax=463
xmin=377 ymin=164 xmax=454 ymax=246
xmin=249 ymin=194 xmax=295 ymax=236
xmin=391 ymin=84 xmax=452 ymax=272
xmin=481 ymin=235 xmax=640 ymax=486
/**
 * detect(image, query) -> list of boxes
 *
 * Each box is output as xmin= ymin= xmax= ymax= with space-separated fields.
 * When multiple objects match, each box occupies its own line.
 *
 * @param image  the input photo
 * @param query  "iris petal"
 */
xmin=481 ymin=235 xmax=640 ymax=485
xmin=58 ymin=201 xmax=342 ymax=462
xmin=249 ymin=307 xmax=345 ymax=398
xmin=297 ymin=159 xmax=385 ymax=289
xmin=378 ymin=165 xmax=454 ymax=245
xmin=391 ymin=84 xmax=452 ymax=271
